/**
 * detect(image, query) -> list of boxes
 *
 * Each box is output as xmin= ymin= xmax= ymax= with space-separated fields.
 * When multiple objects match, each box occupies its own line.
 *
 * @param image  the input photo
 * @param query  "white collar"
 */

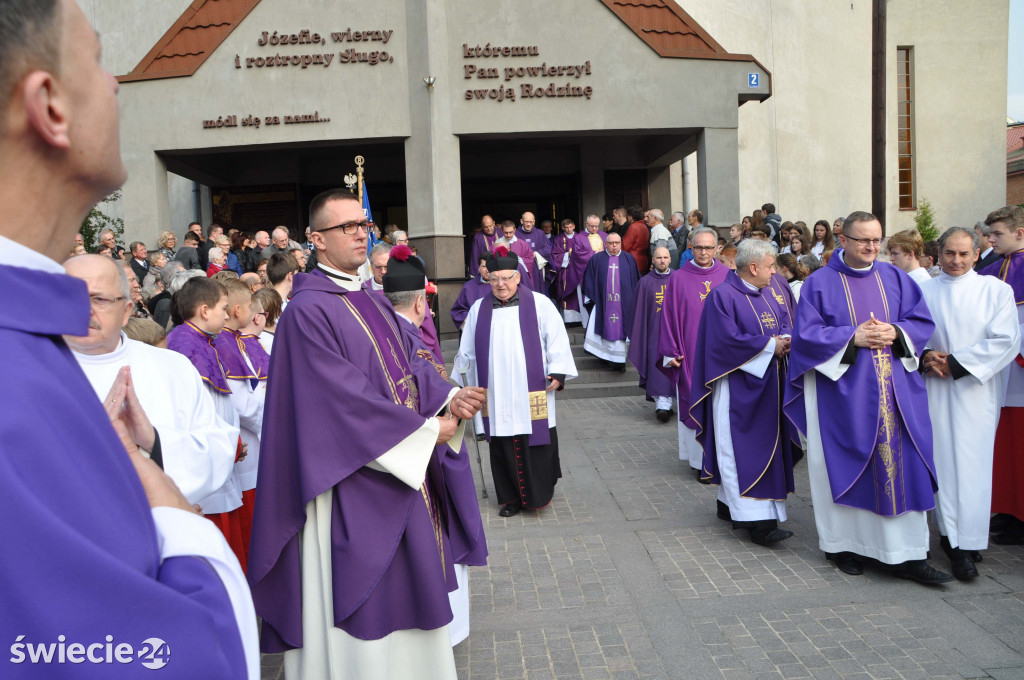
xmin=840 ymin=251 xmax=873 ymax=272
xmin=317 ymin=263 xmax=361 ymax=291
xmin=740 ymin=277 xmax=761 ymax=292
xmin=0 ymin=234 xmax=65 ymax=274
xmin=70 ymin=332 xmax=128 ymax=363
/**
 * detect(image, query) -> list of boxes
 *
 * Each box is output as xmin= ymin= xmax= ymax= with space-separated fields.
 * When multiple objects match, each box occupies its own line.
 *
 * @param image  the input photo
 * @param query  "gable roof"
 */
xmin=118 ymin=0 xmax=261 ymax=83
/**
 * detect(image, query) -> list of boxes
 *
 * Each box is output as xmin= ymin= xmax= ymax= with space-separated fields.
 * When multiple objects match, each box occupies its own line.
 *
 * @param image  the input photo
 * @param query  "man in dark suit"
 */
xmin=128 ymin=241 xmax=149 ymax=282
xmin=975 ymin=221 xmax=1001 ymax=271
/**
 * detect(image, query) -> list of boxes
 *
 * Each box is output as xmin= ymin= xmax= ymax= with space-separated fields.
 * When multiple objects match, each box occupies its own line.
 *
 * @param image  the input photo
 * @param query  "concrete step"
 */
xmin=560 ymin=380 xmax=646 ymax=400
xmin=570 ymin=367 xmax=640 ymax=385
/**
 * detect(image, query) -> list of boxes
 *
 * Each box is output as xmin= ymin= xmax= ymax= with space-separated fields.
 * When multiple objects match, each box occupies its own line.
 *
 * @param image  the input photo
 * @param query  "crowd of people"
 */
xmin=1 ymin=2 xmax=1022 ymax=678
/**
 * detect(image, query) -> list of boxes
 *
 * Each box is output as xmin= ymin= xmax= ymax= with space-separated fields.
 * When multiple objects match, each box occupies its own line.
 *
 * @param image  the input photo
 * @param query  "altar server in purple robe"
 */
xmin=690 ymin=240 xmax=796 ymax=547
xmin=383 ymin=251 xmax=488 ymax=647
xmin=248 ymin=189 xmax=486 ymax=680
xmin=659 ymin=228 xmax=730 ymax=472
xmin=920 ymin=227 xmax=1019 ymax=580
xmin=455 ymin=248 xmax=578 ymax=517
xmin=551 ymin=218 xmax=583 ymax=322
xmin=628 ymin=246 xmax=676 ymax=421
xmin=786 ymin=211 xmax=952 ymax=585
xmin=451 ymin=255 xmax=492 ymax=330
xmin=977 ymin=205 xmax=1024 ymax=545
xmin=518 ymin=211 xmax=552 ymax=292
xmin=582 ymin=232 xmax=641 ymax=369
xmin=468 ymin=214 xmax=499 ymax=276
xmin=0 ymin=1 xmax=257 ymax=675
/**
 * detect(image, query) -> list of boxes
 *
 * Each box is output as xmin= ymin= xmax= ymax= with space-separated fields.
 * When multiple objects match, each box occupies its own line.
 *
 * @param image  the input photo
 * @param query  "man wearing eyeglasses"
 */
xmin=249 ymin=189 xmax=487 ymax=680
xmin=582 ymin=232 xmax=641 ymax=370
xmin=659 ymin=227 xmax=730 ymax=473
xmin=454 ymin=248 xmax=577 ymax=518
xmin=786 ymin=211 xmax=951 ymax=585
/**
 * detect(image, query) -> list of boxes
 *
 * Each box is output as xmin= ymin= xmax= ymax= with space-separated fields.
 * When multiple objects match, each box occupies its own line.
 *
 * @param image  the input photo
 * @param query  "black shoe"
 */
xmin=949 ymin=551 xmax=979 ymax=581
xmin=992 ymin=524 xmax=1024 ymax=545
xmin=475 ymin=433 xmax=487 ymax=442
xmin=990 ymin=513 xmax=1016 ymax=534
xmin=749 ymin=527 xmax=793 ymax=547
xmin=827 ymin=552 xmax=864 ymax=575
xmin=716 ymin=500 xmax=732 ymax=522
xmin=968 ymin=550 xmax=983 ymax=562
xmin=499 ymin=502 xmax=521 ymax=517
xmin=614 ymin=362 xmax=627 ymax=373
xmin=656 ymin=409 xmax=671 ymax=423
xmin=890 ymin=560 xmax=954 ymax=585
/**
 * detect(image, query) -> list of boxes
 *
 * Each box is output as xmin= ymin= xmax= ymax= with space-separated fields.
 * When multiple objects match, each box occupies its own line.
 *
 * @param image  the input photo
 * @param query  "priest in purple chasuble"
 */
xmin=517 ymin=211 xmax=553 ymax=292
xmin=382 ymin=250 xmax=488 ymax=647
xmin=451 ymin=255 xmax=492 ymax=330
xmin=628 ymin=246 xmax=676 ymax=420
xmin=550 ymin=219 xmax=579 ymax=319
xmin=468 ymin=214 xmax=499 ymax=277
xmin=977 ymin=205 xmax=1024 ymax=545
xmin=248 ymin=191 xmax=486 ymax=680
xmin=659 ymin=228 xmax=730 ymax=471
xmin=498 ymin=220 xmax=537 ymax=292
xmin=567 ymin=216 xmax=608 ymax=327
xmin=0 ymin=0 xmax=259 ymax=671
xmin=454 ymin=249 xmax=578 ymax=518
xmin=689 ymin=240 xmax=796 ymax=547
xmin=785 ymin=211 xmax=952 ymax=584
xmin=919 ymin=227 xmax=1020 ymax=580
xmin=582 ymin=232 xmax=641 ymax=367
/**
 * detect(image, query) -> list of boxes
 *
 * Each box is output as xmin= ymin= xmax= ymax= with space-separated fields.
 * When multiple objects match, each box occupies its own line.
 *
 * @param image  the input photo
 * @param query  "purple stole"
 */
xmin=603 ymin=255 xmax=626 ymax=341
xmin=241 ymin=334 xmax=270 ymax=379
xmin=551 ymin=232 xmax=577 ymax=308
xmin=215 ymin=328 xmax=260 ymax=384
xmin=979 ymin=249 xmax=1024 ymax=304
xmin=166 ymin=321 xmax=231 ymax=393
xmin=474 ymin=291 xmax=551 ymax=445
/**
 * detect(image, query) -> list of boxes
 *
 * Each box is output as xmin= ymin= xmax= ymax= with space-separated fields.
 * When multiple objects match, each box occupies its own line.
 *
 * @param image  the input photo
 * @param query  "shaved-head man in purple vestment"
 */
xmin=383 ymin=251 xmax=488 ymax=646
xmin=786 ymin=211 xmax=952 ymax=585
xmin=247 ymin=189 xmax=486 ymax=679
xmin=690 ymin=240 xmax=796 ymax=547
xmin=628 ymin=246 xmax=676 ymax=421
xmin=451 ymin=255 xmax=492 ymax=330
xmin=659 ymin=227 xmax=730 ymax=473
xmin=0 ymin=1 xmax=259 ymax=676
xmin=468 ymin=214 xmax=499 ymax=277
xmin=582 ymin=233 xmax=641 ymax=369
xmin=518 ymin=211 xmax=553 ymax=292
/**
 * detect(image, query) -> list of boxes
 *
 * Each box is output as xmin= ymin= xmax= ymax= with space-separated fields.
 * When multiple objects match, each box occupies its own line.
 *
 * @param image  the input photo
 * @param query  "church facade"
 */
xmin=81 ymin=0 xmax=1008 ymax=333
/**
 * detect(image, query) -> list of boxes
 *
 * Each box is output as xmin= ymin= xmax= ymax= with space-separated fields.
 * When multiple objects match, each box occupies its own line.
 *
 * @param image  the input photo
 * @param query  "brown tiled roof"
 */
xmin=118 ymin=0 xmax=262 ymax=83
xmin=1008 ymin=124 xmax=1024 ymax=154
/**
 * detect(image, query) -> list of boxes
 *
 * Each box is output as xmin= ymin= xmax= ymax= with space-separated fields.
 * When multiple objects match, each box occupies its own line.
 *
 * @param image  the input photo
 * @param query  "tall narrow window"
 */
xmin=897 ymin=47 xmax=915 ymax=210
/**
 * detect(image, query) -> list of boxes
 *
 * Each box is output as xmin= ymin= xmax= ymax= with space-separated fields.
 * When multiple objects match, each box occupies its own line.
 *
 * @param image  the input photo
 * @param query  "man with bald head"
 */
xmin=517 ymin=211 xmax=552 ymax=291
xmin=582 ymin=232 xmax=640 ymax=369
xmin=0 ymin=2 xmax=258 ymax=674
xmin=261 ymin=226 xmax=296 ymax=260
xmin=468 ymin=214 xmax=499 ymax=276
xmin=628 ymin=246 xmax=676 ymax=420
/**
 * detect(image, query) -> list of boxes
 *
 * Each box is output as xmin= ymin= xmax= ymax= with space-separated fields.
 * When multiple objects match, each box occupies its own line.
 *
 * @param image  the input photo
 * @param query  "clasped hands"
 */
xmin=853 ymin=317 xmax=897 ymax=350
xmin=921 ymin=350 xmax=951 ymax=378
xmin=436 ymin=386 xmax=486 ymax=444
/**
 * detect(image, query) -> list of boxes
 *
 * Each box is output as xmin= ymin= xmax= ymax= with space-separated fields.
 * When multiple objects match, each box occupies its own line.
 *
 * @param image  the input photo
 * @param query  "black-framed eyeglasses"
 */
xmin=844 ymin=235 xmax=882 ymax=246
xmin=692 ymin=245 xmax=716 ymax=251
xmin=317 ymin=221 xmax=370 ymax=236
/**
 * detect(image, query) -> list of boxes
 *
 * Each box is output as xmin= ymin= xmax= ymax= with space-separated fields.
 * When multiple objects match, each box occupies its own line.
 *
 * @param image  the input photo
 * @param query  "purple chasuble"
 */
xmin=507 ymin=238 xmax=536 ymax=291
xmin=249 ymin=269 xmax=459 ymax=650
xmin=451 ymin=277 xmax=491 ymax=328
xmin=564 ymin=231 xmax=606 ymax=303
xmin=517 ymin=227 xmax=552 ymax=291
xmin=419 ymin=310 xmax=444 ymax=362
xmin=689 ymin=272 xmax=795 ymax=499
xmin=398 ymin=317 xmax=488 ymax=566
xmin=627 ymin=269 xmax=675 ymax=400
xmin=657 ymin=260 xmax=729 ymax=428
xmin=0 ymin=264 xmax=246 ymax=678
xmin=167 ymin=321 xmax=231 ymax=394
xmin=979 ymin=249 xmax=1024 ymax=304
xmin=582 ymin=250 xmax=640 ymax=339
xmin=474 ymin=291 xmax=551 ymax=446
xmin=785 ymin=252 xmax=937 ymax=516
xmin=468 ymin=231 xmax=499 ymax=275
xmin=241 ymin=334 xmax=271 ymax=379
xmin=550 ymin=232 xmax=580 ymax=312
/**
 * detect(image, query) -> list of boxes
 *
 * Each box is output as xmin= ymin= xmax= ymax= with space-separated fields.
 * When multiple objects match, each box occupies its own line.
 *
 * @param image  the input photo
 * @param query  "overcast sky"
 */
xmin=1011 ymin=0 xmax=1023 ymax=121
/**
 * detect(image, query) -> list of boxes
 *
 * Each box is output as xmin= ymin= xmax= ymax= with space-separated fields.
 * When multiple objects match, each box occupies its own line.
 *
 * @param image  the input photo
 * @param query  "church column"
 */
xmin=404 ymin=0 xmax=464 ymax=336
xmin=580 ymin=142 xmax=606 ymax=219
xmin=696 ymin=128 xmax=740 ymax=227
xmin=121 ymin=150 xmax=170 ymax=245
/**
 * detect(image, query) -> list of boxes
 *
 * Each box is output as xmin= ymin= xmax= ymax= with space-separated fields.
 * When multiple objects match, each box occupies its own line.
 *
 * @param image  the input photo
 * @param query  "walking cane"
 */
xmin=459 ymin=371 xmax=489 ymax=499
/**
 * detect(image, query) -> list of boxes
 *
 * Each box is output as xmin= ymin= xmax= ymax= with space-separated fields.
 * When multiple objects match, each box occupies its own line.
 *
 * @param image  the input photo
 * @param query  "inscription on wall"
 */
xmin=462 ymin=43 xmax=594 ymax=103
xmin=235 ymin=27 xmax=397 ymax=71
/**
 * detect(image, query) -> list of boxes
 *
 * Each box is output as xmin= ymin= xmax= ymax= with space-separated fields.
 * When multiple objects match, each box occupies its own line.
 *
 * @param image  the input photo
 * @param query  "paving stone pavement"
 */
xmin=261 ymin=394 xmax=1024 ymax=680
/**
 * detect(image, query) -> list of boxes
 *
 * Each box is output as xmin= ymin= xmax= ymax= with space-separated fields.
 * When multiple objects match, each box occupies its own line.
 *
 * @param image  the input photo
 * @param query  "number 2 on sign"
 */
xmin=748 ymin=73 xmax=759 ymax=88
